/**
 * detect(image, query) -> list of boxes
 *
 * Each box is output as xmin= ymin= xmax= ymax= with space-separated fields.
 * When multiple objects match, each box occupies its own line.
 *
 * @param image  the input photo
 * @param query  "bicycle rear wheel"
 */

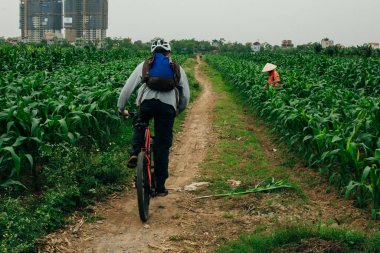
xmin=136 ymin=151 xmax=150 ymax=222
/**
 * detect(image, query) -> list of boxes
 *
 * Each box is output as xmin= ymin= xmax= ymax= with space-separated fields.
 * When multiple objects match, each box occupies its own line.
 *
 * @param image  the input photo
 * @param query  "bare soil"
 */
xmin=41 ymin=60 xmax=379 ymax=253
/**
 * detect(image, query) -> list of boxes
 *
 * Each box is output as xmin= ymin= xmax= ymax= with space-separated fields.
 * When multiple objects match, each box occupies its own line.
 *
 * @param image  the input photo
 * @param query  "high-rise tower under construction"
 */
xmin=19 ymin=0 xmax=63 ymax=42
xmin=64 ymin=0 xmax=108 ymax=43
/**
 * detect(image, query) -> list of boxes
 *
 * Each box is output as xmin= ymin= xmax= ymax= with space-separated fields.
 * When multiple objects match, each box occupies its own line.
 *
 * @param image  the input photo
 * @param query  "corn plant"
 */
xmin=205 ymin=52 xmax=380 ymax=217
xmin=0 ymin=48 xmax=148 ymax=189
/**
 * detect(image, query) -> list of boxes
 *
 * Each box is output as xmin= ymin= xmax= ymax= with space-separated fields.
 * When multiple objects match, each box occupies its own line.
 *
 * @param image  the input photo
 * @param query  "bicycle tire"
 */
xmin=136 ymin=151 xmax=150 ymax=222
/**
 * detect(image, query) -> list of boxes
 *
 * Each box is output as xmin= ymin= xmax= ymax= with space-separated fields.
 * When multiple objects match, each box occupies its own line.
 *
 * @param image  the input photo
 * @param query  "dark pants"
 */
xmin=132 ymin=99 xmax=176 ymax=189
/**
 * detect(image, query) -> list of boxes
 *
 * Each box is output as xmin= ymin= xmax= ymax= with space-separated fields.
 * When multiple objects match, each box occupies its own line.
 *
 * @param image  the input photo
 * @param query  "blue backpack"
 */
xmin=142 ymin=53 xmax=181 ymax=91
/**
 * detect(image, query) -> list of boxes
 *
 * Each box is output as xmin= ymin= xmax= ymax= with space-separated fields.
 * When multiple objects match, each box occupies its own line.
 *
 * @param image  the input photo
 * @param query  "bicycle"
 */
xmin=128 ymin=112 xmax=157 ymax=222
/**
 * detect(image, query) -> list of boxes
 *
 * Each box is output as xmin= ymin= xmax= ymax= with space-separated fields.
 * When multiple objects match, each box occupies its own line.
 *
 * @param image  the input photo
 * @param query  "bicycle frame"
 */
xmin=143 ymin=126 xmax=153 ymax=188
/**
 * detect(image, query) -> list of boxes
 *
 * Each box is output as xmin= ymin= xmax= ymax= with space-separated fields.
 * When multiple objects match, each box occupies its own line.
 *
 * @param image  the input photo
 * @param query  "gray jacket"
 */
xmin=117 ymin=61 xmax=190 ymax=113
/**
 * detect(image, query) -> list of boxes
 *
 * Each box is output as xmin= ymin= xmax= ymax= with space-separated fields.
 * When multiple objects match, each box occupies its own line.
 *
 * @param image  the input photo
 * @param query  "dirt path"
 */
xmin=42 ymin=59 xmax=217 ymax=253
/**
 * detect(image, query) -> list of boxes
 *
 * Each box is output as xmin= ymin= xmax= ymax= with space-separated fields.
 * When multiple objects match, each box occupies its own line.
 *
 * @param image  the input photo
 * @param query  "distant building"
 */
xmin=19 ymin=0 xmax=63 ymax=43
xmin=281 ymin=40 xmax=294 ymax=48
xmin=64 ymin=0 xmax=108 ymax=44
xmin=7 ymin=37 xmax=22 ymax=45
xmin=321 ymin=38 xmax=334 ymax=48
xmin=367 ymin=42 xmax=379 ymax=49
xmin=251 ymin=41 xmax=261 ymax=52
xmin=336 ymin=43 xmax=345 ymax=48
xmin=44 ymin=31 xmax=63 ymax=44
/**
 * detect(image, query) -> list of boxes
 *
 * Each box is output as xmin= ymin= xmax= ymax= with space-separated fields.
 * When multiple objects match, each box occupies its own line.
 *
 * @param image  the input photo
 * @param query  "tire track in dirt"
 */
xmin=42 ymin=58 xmax=217 ymax=253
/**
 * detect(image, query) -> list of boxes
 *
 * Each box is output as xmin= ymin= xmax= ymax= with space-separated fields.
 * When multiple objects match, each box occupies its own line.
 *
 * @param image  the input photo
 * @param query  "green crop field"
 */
xmin=0 ymin=43 xmax=192 ymax=252
xmin=205 ymin=52 xmax=380 ymax=218
xmin=0 ymin=44 xmax=190 ymax=188
xmin=0 ymin=45 xmax=144 ymax=186
xmin=0 ymin=41 xmax=379 ymax=252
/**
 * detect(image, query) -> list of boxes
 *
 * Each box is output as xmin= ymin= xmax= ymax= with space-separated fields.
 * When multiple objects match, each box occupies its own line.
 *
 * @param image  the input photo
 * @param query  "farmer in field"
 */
xmin=262 ymin=63 xmax=280 ymax=88
xmin=117 ymin=38 xmax=190 ymax=196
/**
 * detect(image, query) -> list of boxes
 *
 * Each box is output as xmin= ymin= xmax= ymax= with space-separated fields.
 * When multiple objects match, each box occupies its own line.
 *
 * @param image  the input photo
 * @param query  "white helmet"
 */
xmin=151 ymin=38 xmax=171 ymax=53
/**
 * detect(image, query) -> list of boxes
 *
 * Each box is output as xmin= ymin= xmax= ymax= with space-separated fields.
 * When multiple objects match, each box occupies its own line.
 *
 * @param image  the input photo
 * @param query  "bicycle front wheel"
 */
xmin=136 ymin=151 xmax=150 ymax=222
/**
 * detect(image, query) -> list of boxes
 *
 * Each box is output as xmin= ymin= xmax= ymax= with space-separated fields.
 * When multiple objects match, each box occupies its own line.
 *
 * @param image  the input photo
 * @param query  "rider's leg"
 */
xmin=153 ymin=101 xmax=176 ymax=193
xmin=128 ymin=100 xmax=155 ymax=167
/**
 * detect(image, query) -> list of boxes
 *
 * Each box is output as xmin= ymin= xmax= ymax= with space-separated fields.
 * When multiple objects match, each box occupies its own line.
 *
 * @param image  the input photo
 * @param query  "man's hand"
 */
xmin=118 ymin=109 xmax=130 ymax=117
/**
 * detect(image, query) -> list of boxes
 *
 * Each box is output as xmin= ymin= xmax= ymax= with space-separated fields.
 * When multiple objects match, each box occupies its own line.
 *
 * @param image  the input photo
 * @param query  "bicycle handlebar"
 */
xmin=128 ymin=112 xmax=137 ymax=119
xmin=125 ymin=111 xmax=149 ymax=128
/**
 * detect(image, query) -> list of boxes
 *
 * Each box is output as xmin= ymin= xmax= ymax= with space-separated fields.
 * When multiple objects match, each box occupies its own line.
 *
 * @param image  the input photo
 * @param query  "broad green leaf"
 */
xmin=67 ymin=132 xmax=76 ymax=144
xmin=331 ymin=136 xmax=342 ymax=143
xmin=31 ymin=117 xmax=41 ymax=137
xmin=375 ymin=149 xmax=380 ymax=159
xmin=58 ymin=118 xmax=69 ymax=134
xmin=43 ymin=118 xmax=53 ymax=126
xmin=29 ymin=137 xmax=43 ymax=144
xmin=303 ymin=135 xmax=313 ymax=142
xmin=12 ymin=136 xmax=27 ymax=147
xmin=346 ymin=126 xmax=356 ymax=151
xmin=3 ymin=146 xmax=21 ymax=177
xmin=25 ymin=154 xmax=34 ymax=169
xmin=0 ymin=134 xmax=12 ymax=147
xmin=7 ymin=121 xmax=15 ymax=132
xmin=1 ymin=179 xmax=26 ymax=189
xmin=361 ymin=166 xmax=371 ymax=182
xmin=345 ymin=181 xmax=358 ymax=199
xmin=321 ymin=149 xmax=340 ymax=161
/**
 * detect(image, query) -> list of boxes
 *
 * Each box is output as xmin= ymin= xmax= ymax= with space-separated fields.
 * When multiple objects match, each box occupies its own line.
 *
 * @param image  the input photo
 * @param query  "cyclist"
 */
xmin=117 ymin=38 xmax=190 ymax=196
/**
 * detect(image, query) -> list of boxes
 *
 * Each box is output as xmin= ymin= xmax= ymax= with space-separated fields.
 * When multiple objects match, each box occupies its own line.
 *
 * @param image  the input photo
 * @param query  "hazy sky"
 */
xmin=1 ymin=0 xmax=379 ymax=46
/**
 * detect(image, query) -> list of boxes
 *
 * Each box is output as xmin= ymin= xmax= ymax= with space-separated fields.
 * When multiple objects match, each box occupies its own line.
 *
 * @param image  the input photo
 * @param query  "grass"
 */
xmin=217 ymin=225 xmax=380 ymax=253
xmin=223 ymin=212 xmax=235 ymax=219
xmin=197 ymin=63 xmax=295 ymax=195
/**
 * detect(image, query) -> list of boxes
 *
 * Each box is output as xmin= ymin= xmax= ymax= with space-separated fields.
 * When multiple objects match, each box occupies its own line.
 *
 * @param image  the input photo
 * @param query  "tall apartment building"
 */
xmin=64 ymin=0 xmax=108 ymax=43
xmin=19 ymin=0 xmax=63 ymax=42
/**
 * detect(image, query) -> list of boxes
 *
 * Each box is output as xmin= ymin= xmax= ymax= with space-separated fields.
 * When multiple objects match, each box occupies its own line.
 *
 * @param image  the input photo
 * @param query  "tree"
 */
xmin=219 ymin=41 xmax=251 ymax=53
xmin=357 ymin=44 xmax=373 ymax=57
xmin=263 ymin=43 xmax=273 ymax=51
xmin=104 ymin=37 xmax=113 ymax=49
xmin=296 ymin=42 xmax=317 ymax=51
xmin=170 ymin=39 xmax=213 ymax=54
xmin=314 ymin=43 xmax=323 ymax=53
